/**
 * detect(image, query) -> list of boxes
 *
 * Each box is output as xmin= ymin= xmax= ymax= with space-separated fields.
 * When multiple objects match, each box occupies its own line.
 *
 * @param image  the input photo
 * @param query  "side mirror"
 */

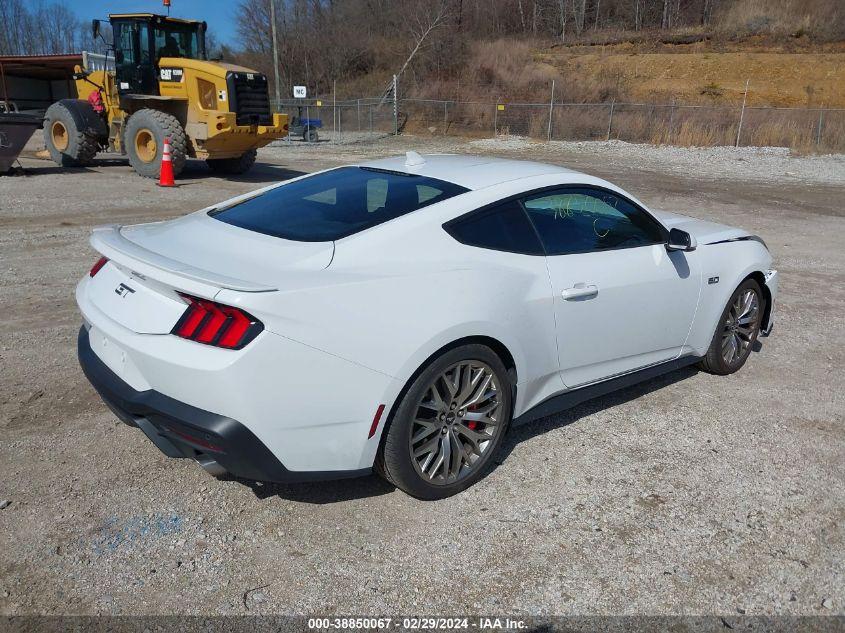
xmin=666 ymin=227 xmax=697 ymax=252
xmin=92 ymin=19 xmax=101 ymax=39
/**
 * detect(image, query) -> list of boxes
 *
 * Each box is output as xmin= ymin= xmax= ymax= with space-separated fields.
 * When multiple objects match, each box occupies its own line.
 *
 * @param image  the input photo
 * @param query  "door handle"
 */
xmin=561 ymin=283 xmax=599 ymax=300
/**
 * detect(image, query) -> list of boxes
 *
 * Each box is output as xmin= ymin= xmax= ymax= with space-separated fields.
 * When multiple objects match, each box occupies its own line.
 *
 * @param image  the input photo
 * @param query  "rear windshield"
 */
xmin=209 ymin=167 xmax=469 ymax=242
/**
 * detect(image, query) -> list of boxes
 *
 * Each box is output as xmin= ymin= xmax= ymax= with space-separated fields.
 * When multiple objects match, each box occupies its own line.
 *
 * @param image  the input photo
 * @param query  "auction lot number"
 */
xmin=308 ymin=618 xmax=472 ymax=630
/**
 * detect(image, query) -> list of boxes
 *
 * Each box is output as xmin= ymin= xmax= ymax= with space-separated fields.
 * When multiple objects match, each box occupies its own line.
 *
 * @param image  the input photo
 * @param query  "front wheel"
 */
xmin=378 ymin=345 xmax=512 ymax=499
xmin=124 ymin=109 xmax=187 ymax=179
xmin=699 ymin=278 xmax=763 ymax=375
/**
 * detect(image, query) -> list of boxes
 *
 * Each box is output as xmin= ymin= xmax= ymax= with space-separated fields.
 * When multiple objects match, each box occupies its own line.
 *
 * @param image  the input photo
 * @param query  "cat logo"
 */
xmin=159 ymin=67 xmax=184 ymax=82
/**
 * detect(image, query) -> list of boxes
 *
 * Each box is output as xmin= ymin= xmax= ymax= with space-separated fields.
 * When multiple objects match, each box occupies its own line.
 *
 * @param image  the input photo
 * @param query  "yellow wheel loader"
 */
xmin=43 ymin=13 xmax=288 ymax=178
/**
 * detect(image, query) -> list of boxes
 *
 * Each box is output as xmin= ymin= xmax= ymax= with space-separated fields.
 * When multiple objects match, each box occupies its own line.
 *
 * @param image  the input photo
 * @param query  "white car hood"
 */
xmin=653 ymin=210 xmax=752 ymax=244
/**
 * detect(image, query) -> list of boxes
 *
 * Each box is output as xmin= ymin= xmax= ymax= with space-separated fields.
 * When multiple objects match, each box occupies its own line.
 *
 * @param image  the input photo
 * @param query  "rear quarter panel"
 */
xmin=215 ymin=183 xmax=564 ymax=419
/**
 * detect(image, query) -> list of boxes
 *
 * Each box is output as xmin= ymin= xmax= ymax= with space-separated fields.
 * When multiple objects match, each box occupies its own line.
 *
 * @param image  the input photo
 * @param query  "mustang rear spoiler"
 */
xmin=90 ymin=225 xmax=278 ymax=293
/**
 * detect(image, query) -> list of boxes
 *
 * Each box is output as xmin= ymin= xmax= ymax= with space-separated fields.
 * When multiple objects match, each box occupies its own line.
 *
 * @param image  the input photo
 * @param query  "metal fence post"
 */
xmin=606 ymin=99 xmax=615 ymax=141
xmin=333 ymin=80 xmax=337 ymax=140
xmin=305 ymin=104 xmax=310 ymax=144
xmin=369 ymin=104 xmax=373 ymax=135
xmin=493 ymin=105 xmax=498 ymax=137
xmin=817 ymin=108 xmax=825 ymax=147
xmin=547 ymin=79 xmax=555 ymax=142
xmin=444 ymin=101 xmax=448 ymax=125
xmin=735 ymin=79 xmax=749 ymax=148
xmin=668 ymin=98 xmax=675 ymax=143
xmin=357 ymin=98 xmax=361 ymax=131
xmin=392 ymin=74 xmax=398 ymax=136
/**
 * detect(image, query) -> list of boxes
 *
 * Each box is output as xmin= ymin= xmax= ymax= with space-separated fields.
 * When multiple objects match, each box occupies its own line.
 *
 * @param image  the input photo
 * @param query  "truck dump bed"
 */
xmin=0 ymin=112 xmax=41 ymax=173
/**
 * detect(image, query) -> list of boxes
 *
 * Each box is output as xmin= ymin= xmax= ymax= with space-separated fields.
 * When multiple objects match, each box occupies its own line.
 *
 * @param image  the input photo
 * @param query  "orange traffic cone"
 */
xmin=158 ymin=136 xmax=175 ymax=187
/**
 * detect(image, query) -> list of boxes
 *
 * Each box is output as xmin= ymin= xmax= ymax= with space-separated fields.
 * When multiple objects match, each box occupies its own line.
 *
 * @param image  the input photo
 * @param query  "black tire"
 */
xmin=43 ymin=101 xmax=99 ymax=167
xmin=378 ymin=344 xmax=513 ymax=500
xmin=206 ymin=149 xmax=257 ymax=175
xmin=699 ymin=278 xmax=764 ymax=375
xmin=124 ymin=109 xmax=187 ymax=178
xmin=304 ymin=127 xmax=318 ymax=142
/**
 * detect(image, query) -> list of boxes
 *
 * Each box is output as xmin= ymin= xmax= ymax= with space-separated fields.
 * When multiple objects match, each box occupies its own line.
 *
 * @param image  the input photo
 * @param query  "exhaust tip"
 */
xmin=195 ymin=455 xmax=227 ymax=478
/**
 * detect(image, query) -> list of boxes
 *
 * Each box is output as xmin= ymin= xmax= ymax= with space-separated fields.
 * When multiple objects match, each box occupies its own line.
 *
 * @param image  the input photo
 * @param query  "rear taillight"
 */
xmin=89 ymin=256 xmax=108 ymax=277
xmin=172 ymin=293 xmax=263 ymax=349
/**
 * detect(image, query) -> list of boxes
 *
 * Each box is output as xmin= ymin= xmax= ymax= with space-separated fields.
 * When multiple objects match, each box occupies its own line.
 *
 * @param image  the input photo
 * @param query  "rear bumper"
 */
xmin=200 ymin=112 xmax=289 ymax=157
xmin=77 ymin=325 xmax=370 ymax=484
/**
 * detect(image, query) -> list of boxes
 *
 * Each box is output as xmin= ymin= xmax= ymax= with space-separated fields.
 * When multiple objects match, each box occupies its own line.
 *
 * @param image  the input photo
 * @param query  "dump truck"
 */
xmin=43 ymin=13 xmax=288 ymax=178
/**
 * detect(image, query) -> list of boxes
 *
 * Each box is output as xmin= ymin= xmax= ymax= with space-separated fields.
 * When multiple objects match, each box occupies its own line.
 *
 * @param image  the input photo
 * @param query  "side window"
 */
xmin=138 ymin=23 xmax=151 ymax=64
xmin=366 ymin=178 xmax=388 ymax=212
xmin=114 ymin=23 xmax=135 ymax=65
xmin=522 ymin=187 xmax=664 ymax=255
xmin=446 ymin=201 xmax=544 ymax=255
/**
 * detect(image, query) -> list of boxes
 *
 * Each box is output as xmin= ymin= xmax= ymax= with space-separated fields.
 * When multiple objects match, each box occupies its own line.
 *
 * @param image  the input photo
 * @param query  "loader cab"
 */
xmin=103 ymin=13 xmax=207 ymax=95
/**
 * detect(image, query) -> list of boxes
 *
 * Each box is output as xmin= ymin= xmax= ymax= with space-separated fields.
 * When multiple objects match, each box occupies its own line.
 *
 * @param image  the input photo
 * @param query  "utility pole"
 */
xmin=269 ymin=0 xmax=281 ymax=110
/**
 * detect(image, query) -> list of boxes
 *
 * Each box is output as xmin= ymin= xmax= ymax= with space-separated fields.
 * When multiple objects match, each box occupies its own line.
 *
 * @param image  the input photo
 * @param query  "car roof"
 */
xmin=357 ymin=154 xmax=582 ymax=191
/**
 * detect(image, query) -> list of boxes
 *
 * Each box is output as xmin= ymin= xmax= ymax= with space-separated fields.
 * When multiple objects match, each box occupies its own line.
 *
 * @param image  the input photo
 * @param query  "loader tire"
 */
xmin=43 ymin=101 xmax=99 ymax=167
xmin=206 ymin=149 xmax=257 ymax=175
xmin=125 ymin=109 xmax=187 ymax=179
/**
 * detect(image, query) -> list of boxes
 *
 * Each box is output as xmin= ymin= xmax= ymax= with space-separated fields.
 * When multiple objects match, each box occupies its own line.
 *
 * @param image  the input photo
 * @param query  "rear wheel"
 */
xmin=304 ymin=127 xmax=318 ymax=142
xmin=125 ymin=109 xmax=187 ymax=178
xmin=699 ymin=278 xmax=763 ymax=375
xmin=378 ymin=345 xmax=512 ymax=499
xmin=206 ymin=149 xmax=257 ymax=175
xmin=43 ymin=101 xmax=99 ymax=167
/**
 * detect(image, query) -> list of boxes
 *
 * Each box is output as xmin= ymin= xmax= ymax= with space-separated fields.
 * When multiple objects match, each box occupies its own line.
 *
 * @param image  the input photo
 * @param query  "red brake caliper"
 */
xmin=466 ymin=403 xmax=479 ymax=430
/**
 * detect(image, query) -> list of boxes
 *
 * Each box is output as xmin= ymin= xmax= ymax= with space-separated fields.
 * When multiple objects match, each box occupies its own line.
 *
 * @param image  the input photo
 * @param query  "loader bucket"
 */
xmin=0 ymin=113 xmax=41 ymax=174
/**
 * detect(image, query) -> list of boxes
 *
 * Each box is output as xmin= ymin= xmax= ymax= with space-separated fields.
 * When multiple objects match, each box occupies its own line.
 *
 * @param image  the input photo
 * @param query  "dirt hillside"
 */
xmin=538 ymin=43 xmax=845 ymax=107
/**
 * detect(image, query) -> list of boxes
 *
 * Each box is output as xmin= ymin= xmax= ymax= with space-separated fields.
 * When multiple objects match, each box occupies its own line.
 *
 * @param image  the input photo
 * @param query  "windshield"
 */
xmin=154 ymin=22 xmax=205 ymax=60
xmin=209 ymin=167 xmax=469 ymax=242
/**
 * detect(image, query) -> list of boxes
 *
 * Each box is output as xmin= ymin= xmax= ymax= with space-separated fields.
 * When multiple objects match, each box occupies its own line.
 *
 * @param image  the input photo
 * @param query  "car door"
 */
xmin=521 ymin=186 xmax=700 ymax=388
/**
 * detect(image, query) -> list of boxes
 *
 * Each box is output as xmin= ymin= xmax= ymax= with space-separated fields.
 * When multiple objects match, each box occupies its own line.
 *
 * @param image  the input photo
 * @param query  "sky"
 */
xmin=71 ymin=0 xmax=241 ymax=47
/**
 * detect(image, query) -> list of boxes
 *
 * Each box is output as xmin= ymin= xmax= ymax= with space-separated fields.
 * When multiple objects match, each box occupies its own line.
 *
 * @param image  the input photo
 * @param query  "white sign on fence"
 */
xmin=293 ymin=86 xmax=307 ymax=99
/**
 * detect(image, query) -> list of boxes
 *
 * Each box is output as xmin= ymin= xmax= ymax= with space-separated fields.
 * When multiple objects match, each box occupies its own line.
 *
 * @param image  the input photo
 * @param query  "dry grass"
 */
xmin=719 ymin=0 xmax=845 ymax=40
xmin=401 ymin=99 xmax=845 ymax=152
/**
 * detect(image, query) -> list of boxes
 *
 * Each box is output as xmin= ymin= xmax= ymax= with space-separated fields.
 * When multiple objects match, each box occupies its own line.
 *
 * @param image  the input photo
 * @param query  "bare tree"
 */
xmin=558 ymin=0 xmax=569 ymax=40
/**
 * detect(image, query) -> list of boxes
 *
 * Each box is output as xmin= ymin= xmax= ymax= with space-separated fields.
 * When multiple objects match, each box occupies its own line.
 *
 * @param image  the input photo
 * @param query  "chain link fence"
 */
xmin=274 ymin=98 xmax=397 ymax=144
xmin=273 ymin=96 xmax=845 ymax=153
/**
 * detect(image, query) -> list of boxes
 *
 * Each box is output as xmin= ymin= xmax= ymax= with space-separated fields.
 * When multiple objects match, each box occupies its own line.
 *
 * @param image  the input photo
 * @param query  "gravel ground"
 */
xmin=0 ymin=135 xmax=843 ymax=616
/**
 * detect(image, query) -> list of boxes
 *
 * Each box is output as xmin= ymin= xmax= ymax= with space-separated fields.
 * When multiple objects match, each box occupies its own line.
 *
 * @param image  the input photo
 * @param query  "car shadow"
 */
xmin=16 ymin=156 xmax=304 ymax=184
xmin=226 ymin=473 xmax=395 ymax=504
xmin=225 ymin=346 xmax=771 ymax=504
xmin=496 ymin=365 xmax=701 ymax=468
xmin=181 ymin=160 xmax=307 ymax=184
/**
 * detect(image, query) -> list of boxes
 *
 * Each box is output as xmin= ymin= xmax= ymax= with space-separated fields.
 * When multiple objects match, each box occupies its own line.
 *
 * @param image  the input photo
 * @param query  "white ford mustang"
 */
xmin=76 ymin=153 xmax=777 ymax=499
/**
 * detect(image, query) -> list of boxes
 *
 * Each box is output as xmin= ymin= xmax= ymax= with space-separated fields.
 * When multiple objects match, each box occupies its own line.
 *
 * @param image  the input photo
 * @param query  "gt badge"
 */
xmin=115 ymin=283 xmax=136 ymax=298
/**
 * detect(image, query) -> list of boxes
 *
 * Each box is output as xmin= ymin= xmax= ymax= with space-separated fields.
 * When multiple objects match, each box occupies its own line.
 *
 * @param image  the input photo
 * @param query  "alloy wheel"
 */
xmin=721 ymin=288 xmax=760 ymax=365
xmin=409 ymin=360 xmax=503 ymax=486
